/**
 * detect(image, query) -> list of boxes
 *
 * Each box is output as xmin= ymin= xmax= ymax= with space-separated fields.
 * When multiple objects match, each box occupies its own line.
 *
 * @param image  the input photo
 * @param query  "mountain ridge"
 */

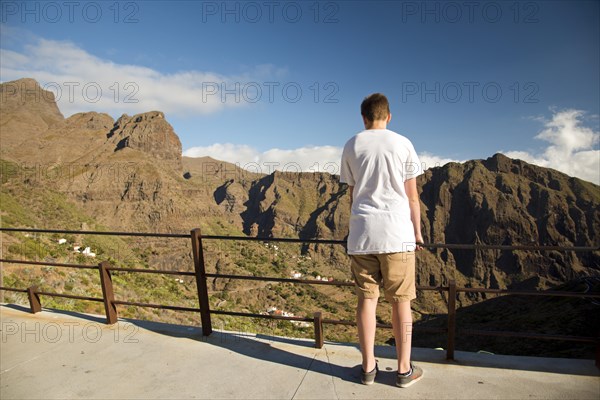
xmin=1 ymin=77 xmax=599 ymax=302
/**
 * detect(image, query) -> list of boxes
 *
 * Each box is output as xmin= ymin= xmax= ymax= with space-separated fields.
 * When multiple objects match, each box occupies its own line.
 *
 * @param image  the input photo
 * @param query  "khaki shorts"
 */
xmin=350 ymin=252 xmax=416 ymax=303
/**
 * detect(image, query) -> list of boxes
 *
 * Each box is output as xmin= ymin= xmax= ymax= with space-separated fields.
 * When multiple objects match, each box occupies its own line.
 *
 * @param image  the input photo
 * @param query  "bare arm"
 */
xmin=404 ymin=178 xmax=423 ymax=250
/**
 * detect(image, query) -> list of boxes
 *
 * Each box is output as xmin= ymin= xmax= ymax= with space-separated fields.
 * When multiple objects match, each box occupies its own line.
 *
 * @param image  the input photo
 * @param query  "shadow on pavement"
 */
xmin=3 ymin=304 xmax=598 ymax=378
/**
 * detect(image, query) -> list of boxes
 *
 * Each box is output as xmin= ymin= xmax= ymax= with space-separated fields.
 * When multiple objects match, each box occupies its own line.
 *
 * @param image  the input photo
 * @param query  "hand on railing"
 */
xmin=415 ymin=233 xmax=425 ymax=251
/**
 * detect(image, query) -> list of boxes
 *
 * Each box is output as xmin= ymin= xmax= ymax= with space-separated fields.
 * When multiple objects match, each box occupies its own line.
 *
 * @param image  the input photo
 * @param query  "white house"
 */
xmin=81 ymin=247 xmax=96 ymax=258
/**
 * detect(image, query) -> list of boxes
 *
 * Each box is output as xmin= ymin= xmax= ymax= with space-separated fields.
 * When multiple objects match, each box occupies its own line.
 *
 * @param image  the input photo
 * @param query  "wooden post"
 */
xmin=99 ymin=261 xmax=118 ymax=324
xmin=191 ymin=228 xmax=212 ymax=336
xmin=314 ymin=312 xmax=324 ymax=349
xmin=447 ymin=280 xmax=457 ymax=360
xmin=27 ymin=286 xmax=41 ymax=313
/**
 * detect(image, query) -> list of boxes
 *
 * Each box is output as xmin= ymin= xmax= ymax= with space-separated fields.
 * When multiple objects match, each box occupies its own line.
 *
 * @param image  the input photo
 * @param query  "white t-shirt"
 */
xmin=340 ymin=129 xmax=423 ymax=254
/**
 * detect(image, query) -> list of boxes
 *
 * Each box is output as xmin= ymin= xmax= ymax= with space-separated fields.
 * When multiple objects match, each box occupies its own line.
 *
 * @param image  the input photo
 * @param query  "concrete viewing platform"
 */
xmin=1 ymin=304 xmax=598 ymax=399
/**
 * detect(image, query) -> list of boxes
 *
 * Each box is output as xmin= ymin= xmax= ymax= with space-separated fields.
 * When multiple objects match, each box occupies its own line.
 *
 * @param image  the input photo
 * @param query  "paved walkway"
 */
xmin=1 ymin=304 xmax=598 ymax=399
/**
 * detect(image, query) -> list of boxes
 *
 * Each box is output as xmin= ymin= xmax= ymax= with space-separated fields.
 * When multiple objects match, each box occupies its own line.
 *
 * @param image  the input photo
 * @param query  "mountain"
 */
xmin=0 ymin=78 xmax=65 ymax=160
xmin=418 ymin=154 xmax=599 ymax=292
xmin=1 ymin=78 xmax=599 ymax=356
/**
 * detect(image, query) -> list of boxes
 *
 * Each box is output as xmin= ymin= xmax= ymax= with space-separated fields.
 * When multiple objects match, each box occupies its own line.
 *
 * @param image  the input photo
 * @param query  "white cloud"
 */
xmin=0 ymin=33 xmax=286 ymax=117
xmin=184 ymin=143 xmax=261 ymax=164
xmin=418 ymin=152 xmax=460 ymax=170
xmin=183 ymin=144 xmax=343 ymax=174
xmin=502 ymin=109 xmax=599 ymax=184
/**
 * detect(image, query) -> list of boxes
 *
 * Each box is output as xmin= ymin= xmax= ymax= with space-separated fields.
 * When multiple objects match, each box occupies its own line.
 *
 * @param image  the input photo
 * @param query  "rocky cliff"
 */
xmin=0 ymin=78 xmax=65 ymax=160
xmin=417 ymin=154 xmax=599 ymax=293
xmin=109 ymin=111 xmax=182 ymax=168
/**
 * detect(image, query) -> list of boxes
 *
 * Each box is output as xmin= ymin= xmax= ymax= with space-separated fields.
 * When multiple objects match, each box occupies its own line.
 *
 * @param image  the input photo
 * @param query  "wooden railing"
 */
xmin=0 ymin=227 xmax=598 ymax=366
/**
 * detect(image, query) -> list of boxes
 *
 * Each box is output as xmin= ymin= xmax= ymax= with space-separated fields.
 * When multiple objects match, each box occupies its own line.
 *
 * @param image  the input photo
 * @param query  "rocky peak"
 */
xmin=65 ymin=112 xmax=114 ymax=131
xmin=482 ymin=153 xmax=516 ymax=173
xmin=110 ymin=111 xmax=182 ymax=166
xmin=0 ymin=78 xmax=64 ymax=130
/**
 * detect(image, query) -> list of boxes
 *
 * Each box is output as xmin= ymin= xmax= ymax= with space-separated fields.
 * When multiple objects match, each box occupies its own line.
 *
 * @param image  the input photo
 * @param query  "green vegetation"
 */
xmin=1 ymin=159 xmax=96 ymax=230
xmin=1 ymin=161 xmax=357 ymax=340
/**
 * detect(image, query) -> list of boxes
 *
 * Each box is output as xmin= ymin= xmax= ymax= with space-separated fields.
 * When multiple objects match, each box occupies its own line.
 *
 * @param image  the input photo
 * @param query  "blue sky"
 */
xmin=1 ymin=1 xmax=598 ymax=182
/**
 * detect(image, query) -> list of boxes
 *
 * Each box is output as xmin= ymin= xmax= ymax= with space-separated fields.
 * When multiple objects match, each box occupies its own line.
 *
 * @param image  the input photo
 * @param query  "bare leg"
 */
xmin=357 ymin=297 xmax=378 ymax=372
xmin=392 ymin=300 xmax=412 ymax=373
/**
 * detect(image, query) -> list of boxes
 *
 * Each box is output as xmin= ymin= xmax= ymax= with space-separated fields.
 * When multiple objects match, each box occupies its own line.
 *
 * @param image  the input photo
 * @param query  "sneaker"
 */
xmin=397 ymin=363 xmax=423 ymax=388
xmin=360 ymin=363 xmax=378 ymax=385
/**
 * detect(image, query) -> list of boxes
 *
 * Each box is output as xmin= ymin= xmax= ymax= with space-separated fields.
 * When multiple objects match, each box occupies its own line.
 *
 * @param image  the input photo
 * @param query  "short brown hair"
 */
xmin=361 ymin=93 xmax=390 ymax=121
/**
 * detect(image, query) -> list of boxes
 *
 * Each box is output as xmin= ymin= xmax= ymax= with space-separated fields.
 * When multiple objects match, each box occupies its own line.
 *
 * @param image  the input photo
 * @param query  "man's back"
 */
xmin=340 ymin=129 xmax=422 ymax=254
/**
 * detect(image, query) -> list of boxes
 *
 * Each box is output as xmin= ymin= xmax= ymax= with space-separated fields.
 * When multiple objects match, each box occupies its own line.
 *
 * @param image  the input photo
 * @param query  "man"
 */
xmin=340 ymin=93 xmax=424 ymax=388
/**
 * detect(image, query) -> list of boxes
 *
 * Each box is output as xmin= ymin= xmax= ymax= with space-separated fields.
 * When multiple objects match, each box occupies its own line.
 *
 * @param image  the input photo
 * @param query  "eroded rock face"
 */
xmin=416 ymin=153 xmax=599 ymax=291
xmin=240 ymin=171 xmax=350 ymax=240
xmin=0 ymin=79 xmax=65 ymax=160
xmin=0 ymin=78 xmax=64 ymax=128
xmin=423 ymin=153 xmax=598 ymax=249
xmin=66 ymin=112 xmax=114 ymax=132
xmin=110 ymin=111 xmax=182 ymax=167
